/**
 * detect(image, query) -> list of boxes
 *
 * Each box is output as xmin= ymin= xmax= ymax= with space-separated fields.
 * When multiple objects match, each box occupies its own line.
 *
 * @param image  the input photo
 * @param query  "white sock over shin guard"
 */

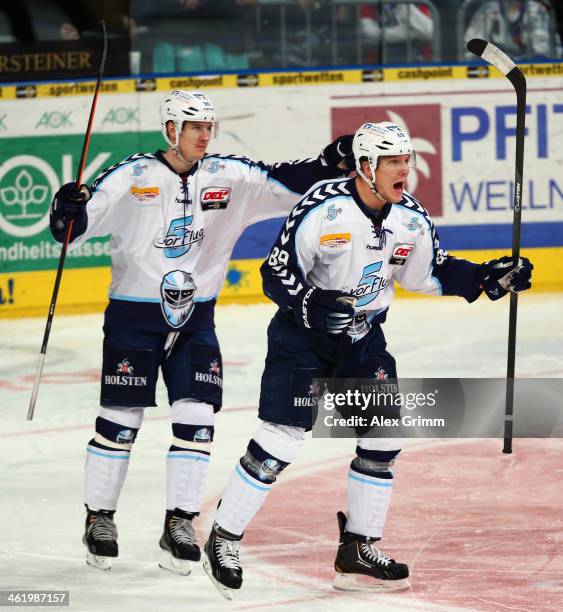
xmin=215 ymin=421 xmax=306 ymax=536
xmin=84 ymin=406 xmax=144 ymax=511
xmin=346 ymin=437 xmax=402 ymax=538
xmin=167 ymin=400 xmax=215 ymax=513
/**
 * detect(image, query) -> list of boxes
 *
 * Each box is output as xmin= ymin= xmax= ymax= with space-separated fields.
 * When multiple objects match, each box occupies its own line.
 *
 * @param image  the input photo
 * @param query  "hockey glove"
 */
xmin=481 ymin=256 xmax=533 ymax=301
xmin=322 ymin=134 xmax=355 ymax=171
xmin=293 ymin=288 xmax=356 ymax=334
xmin=51 ymin=182 xmax=91 ymax=220
xmin=50 ymin=182 xmax=90 ymax=242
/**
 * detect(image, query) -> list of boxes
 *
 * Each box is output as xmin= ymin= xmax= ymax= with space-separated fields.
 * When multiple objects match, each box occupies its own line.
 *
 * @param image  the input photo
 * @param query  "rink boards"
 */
xmin=0 ymin=64 xmax=562 ymax=317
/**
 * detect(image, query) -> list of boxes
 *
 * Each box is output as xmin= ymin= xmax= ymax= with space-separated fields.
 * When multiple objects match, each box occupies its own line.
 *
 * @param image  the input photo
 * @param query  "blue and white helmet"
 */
xmin=352 ymin=122 xmax=415 ymax=188
xmin=160 ymin=90 xmax=217 ymax=147
xmin=160 ymin=270 xmax=197 ymax=328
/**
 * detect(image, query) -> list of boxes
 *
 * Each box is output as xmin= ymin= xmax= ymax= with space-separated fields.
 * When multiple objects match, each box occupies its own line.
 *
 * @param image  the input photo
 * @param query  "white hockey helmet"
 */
xmin=160 ymin=90 xmax=217 ymax=147
xmin=352 ymin=121 xmax=415 ymax=188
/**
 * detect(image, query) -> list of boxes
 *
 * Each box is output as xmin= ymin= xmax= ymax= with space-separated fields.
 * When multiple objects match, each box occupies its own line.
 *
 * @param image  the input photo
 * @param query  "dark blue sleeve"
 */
xmin=260 ymin=154 xmax=347 ymax=195
xmin=432 ymin=230 xmax=483 ymax=302
xmin=260 ymin=194 xmax=322 ymax=309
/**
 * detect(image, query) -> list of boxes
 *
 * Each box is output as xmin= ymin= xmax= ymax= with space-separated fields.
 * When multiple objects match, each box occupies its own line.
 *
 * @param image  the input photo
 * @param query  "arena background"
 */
xmin=0 ymin=62 xmax=562 ymax=318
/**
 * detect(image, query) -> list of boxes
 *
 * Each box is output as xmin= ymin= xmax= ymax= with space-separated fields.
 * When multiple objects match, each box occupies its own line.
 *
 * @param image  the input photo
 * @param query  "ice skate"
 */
xmin=203 ymin=524 xmax=243 ymax=600
xmin=333 ymin=511 xmax=410 ymax=591
xmin=83 ymin=506 xmax=118 ymax=571
xmin=159 ymin=509 xmax=201 ymax=576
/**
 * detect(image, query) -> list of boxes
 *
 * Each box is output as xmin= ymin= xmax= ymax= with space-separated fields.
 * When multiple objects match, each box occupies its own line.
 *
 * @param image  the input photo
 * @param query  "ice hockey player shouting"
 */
xmin=202 ymin=121 xmax=533 ymax=597
xmin=49 ymin=89 xmax=353 ymax=573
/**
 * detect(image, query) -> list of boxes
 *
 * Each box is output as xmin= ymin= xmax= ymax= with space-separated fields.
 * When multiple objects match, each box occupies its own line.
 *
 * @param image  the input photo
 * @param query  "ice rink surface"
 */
xmin=2 ymin=294 xmax=563 ymax=612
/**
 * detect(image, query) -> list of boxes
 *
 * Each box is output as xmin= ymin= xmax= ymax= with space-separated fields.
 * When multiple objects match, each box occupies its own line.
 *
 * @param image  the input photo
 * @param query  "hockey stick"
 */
xmin=27 ymin=22 xmax=108 ymax=421
xmin=466 ymin=39 xmax=527 ymax=454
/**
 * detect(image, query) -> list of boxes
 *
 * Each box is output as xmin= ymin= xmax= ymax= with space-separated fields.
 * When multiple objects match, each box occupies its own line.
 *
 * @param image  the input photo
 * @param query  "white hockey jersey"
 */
xmin=261 ymin=177 xmax=483 ymax=335
xmin=53 ymin=150 xmax=345 ymax=331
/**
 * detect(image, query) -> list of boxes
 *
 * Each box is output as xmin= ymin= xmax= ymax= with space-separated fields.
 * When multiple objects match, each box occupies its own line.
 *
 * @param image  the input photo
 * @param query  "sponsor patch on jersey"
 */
xmin=389 ymin=243 xmax=414 ymax=265
xmin=130 ymin=186 xmax=160 ymax=201
xmin=200 ymin=187 xmax=231 ymax=210
xmin=320 ymin=233 xmax=351 ymax=248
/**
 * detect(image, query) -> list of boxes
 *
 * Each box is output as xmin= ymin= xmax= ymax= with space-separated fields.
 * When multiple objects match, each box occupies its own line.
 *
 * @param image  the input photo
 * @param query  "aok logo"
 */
xmin=332 ymin=104 xmax=442 ymax=216
xmin=102 ymin=107 xmax=140 ymax=125
xmin=35 ymin=111 xmax=73 ymax=129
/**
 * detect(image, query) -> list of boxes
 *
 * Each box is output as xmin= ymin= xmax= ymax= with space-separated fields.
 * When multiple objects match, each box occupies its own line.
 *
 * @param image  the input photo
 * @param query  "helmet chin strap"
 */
xmin=168 ymin=121 xmax=197 ymax=168
xmin=358 ymin=167 xmax=388 ymax=204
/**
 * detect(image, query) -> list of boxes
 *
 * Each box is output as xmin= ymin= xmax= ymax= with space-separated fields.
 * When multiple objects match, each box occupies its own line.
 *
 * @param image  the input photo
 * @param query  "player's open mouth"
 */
xmin=393 ymin=181 xmax=404 ymax=192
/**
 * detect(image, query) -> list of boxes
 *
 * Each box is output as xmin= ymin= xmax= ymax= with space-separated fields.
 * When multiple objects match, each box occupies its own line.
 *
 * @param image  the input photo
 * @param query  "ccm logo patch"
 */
xmin=320 ymin=233 xmax=351 ymax=248
xmin=131 ymin=186 xmax=160 ymax=201
xmin=201 ymin=187 xmax=231 ymax=210
xmin=389 ymin=243 xmax=414 ymax=265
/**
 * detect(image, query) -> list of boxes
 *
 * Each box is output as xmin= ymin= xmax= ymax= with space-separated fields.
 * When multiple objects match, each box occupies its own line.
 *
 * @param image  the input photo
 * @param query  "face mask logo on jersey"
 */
xmin=351 ymin=261 xmax=388 ymax=307
xmin=154 ymin=216 xmax=204 ymax=258
xmin=160 ymin=270 xmax=196 ymax=328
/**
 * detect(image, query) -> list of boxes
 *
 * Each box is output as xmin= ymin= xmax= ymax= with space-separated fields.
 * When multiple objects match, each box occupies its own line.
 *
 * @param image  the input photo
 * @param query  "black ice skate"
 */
xmin=83 ymin=506 xmax=118 ymax=571
xmin=333 ymin=511 xmax=410 ymax=591
xmin=203 ymin=523 xmax=243 ymax=600
xmin=159 ymin=508 xmax=201 ymax=576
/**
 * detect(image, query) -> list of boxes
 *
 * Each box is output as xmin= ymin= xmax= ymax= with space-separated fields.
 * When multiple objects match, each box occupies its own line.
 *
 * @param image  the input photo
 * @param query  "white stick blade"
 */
xmin=467 ymin=39 xmax=516 ymax=76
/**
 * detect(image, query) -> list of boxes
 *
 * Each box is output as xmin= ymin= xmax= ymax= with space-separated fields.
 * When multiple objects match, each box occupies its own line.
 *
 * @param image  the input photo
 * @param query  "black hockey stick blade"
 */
xmin=467 ymin=38 xmax=527 ymax=454
xmin=27 ymin=21 xmax=108 ymax=421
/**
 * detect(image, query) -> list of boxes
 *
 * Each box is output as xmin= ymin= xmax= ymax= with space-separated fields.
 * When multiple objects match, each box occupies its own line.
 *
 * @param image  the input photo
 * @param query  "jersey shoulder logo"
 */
xmin=91 ymin=153 xmax=156 ymax=191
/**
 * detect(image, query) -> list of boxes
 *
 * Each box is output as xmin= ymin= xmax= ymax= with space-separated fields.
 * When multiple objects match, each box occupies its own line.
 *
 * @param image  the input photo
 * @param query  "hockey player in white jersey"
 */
xmin=202 ymin=121 xmax=533 ymax=597
xmin=49 ymin=89 xmax=353 ymax=573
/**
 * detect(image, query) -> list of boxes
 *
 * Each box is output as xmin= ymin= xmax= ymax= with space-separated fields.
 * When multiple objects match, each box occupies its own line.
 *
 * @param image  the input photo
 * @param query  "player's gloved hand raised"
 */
xmin=481 ymin=256 xmax=533 ymax=300
xmin=293 ymin=288 xmax=356 ymax=334
xmin=322 ymin=134 xmax=355 ymax=171
xmin=51 ymin=182 xmax=91 ymax=221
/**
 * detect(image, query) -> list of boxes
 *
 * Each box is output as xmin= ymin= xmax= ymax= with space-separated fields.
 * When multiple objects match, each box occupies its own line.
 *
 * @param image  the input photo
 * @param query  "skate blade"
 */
xmin=86 ymin=552 xmax=112 ymax=571
xmin=333 ymin=571 xmax=411 ymax=592
xmin=202 ymin=556 xmax=236 ymax=601
xmin=158 ymin=550 xmax=192 ymax=576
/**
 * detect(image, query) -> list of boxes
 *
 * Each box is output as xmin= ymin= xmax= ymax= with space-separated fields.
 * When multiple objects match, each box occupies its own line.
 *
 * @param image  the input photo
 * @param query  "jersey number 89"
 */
xmin=268 ymin=247 xmax=289 ymax=267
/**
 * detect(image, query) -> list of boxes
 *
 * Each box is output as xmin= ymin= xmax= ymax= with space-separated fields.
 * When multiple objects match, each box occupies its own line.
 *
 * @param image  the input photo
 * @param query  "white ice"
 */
xmin=1 ymin=294 xmax=562 ymax=611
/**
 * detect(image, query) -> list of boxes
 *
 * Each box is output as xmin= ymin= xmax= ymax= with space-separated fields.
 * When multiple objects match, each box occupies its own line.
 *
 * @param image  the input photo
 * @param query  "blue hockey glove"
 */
xmin=50 ymin=182 xmax=90 ymax=241
xmin=322 ymin=134 xmax=355 ymax=171
xmin=481 ymin=256 xmax=533 ymax=301
xmin=293 ymin=288 xmax=356 ymax=334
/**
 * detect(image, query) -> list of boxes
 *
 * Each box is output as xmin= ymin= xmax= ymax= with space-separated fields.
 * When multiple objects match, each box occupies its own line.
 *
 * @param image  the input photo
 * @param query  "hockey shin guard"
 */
xmin=167 ymin=400 xmax=214 ymax=513
xmin=346 ymin=439 xmax=402 ymax=538
xmin=84 ymin=407 xmax=143 ymax=511
xmin=215 ymin=422 xmax=305 ymax=536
